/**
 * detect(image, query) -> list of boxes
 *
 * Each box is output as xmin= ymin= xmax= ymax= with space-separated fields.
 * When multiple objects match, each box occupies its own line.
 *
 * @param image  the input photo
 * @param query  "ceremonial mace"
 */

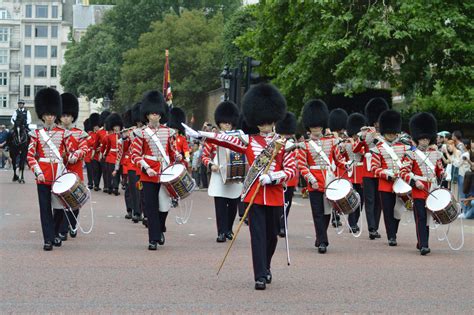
xmin=217 ymin=138 xmax=284 ymax=276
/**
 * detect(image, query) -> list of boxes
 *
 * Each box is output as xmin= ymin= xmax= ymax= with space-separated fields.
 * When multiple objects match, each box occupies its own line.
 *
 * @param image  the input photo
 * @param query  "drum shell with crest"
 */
xmin=217 ymin=146 xmax=248 ymax=184
xmin=160 ymin=163 xmax=195 ymax=200
xmin=325 ymin=178 xmax=360 ymax=215
xmin=52 ymin=172 xmax=90 ymax=211
xmin=426 ymin=188 xmax=460 ymax=225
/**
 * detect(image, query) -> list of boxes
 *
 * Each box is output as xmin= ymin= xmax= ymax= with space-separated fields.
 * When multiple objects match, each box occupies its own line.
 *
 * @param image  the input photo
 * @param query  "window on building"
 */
xmin=34 ymin=45 xmax=48 ymax=58
xmin=35 ymin=25 xmax=48 ymax=38
xmin=50 ymin=66 xmax=57 ymax=78
xmin=51 ymin=26 xmax=58 ymax=38
xmin=34 ymin=85 xmax=46 ymax=96
xmin=0 ymin=28 xmax=9 ymax=42
xmin=51 ymin=45 xmax=57 ymax=58
xmin=35 ymin=5 xmax=48 ymax=18
xmin=24 ymin=45 xmax=31 ymax=58
xmin=25 ymin=5 xmax=32 ymax=18
xmin=25 ymin=25 xmax=32 ymax=37
xmin=24 ymin=65 xmax=31 ymax=77
xmin=0 ymin=49 xmax=7 ymax=64
xmin=0 ymin=10 xmax=10 ymax=20
xmin=0 ymin=72 xmax=7 ymax=86
xmin=52 ymin=6 xmax=58 ymax=18
xmin=34 ymin=65 xmax=47 ymax=78
xmin=24 ymin=85 xmax=31 ymax=97
xmin=0 ymin=95 xmax=7 ymax=108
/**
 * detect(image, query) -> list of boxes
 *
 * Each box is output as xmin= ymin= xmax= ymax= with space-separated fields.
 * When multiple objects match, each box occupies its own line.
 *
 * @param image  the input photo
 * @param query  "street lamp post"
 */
xmin=220 ymin=65 xmax=232 ymax=101
xmin=17 ymin=71 xmax=22 ymax=101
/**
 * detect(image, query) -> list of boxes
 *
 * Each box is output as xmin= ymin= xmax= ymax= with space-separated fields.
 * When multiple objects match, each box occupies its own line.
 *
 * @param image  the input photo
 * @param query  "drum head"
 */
xmin=52 ymin=173 xmax=78 ymax=194
xmin=326 ymin=179 xmax=351 ymax=201
xmin=160 ymin=164 xmax=185 ymax=183
xmin=426 ymin=189 xmax=451 ymax=211
xmin=393 ymin=178 xmax=411 ymax=194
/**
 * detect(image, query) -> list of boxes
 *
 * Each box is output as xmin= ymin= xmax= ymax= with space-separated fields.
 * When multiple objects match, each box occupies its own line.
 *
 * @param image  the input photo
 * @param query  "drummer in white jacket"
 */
xmin=201 ymin=101 xmax=244 ymax=242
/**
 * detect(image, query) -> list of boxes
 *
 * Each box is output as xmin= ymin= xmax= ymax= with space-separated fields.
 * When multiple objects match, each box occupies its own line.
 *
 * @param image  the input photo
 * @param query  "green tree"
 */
xmin=237 ymin=1 xmax=473 ymax=114
xmin=222 ymin=5 xmax=256 ymax=65
xmin=117 ymin=10 xmax=224 ymax=112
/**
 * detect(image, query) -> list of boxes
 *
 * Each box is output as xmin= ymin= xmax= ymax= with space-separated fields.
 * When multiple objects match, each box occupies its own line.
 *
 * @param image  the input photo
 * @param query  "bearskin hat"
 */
xmin=60 ymin=93 xmax=79 ymax=122
xmin=122 ymin=109 xmax=133 ymax=129
xmin=301 ymin=99 xmax=329 ymax=130
xmin=131 ymin=102 xmax=142 ymax=125
xmin=99 ymin=110 xmax=111 ymax=127
xmin=379 ymin=110 xmax=402 ymax=135
xmin=242 ymin=83 xmax=286 ymax=127
xmin=34 ymin=87 xmax=62 ymax=120
xmin=238 ymin=114 xmax=259 ymax=135
xmin=89 ymin=113 xmax=100 ymax=128
xmin=140 ymin=90 xmax=167 ymax=122
xmin=160 ymin=103 xmax=170 ymax=124
xmin=105 ymin=113 xmax=123 ymax=131
xmin=409 ymin=112 xmax=437 ymax=144
xmin=365 ymin=97 xmax=389 ymax=126
xmin=276 ymin=112 xmax=297 ymax=135
xmin=83 ymin=118 xmax=91 ymax=132
xmin=168 ymin=107 xmax=186 ymax=134
xmin=215 ymin=101 xmax=240 ymax=127
xmin=346 ymin=113 xmax=367 ymax=137
xmin=329 ymin=108 xmax=348 ymax=132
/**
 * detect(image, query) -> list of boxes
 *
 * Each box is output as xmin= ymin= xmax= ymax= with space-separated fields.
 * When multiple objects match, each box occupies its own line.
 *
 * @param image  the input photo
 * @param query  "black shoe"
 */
xmin=58 ymin=233 xmax=68 ymax=241
xmin=216 ymin=233 xmax=226 ymax=243
xmin=255 ymin=278 xmax=266 ymax=290
xmin=350 ymin=226 xmax=360 ymax=233
xmin=53 ymin=237 xmax=62 ymax=247
xmin=332 ymin=220 xmax=342 ymax=228
xmin=88 ymin=185 xmax=93 ymax=190
xmin=103 ymin=188 xmax=109 ymax=193
xmin=162 ymin=225 xmax=167 ymax=233
xmin=108 ymin=190 xmax=112 ymax=195
xmin=125 ymin=212 xmax=132 ymax=219
xmin=244 ymin=217 xmax=249 ymax=226
xmin=265 ymin=270 xmax=272 ymax=284
xmin=69 ymin=228 xmax=77 ymax=238
xmin=318 ymin=244 xmax=327 ymax=254
xmin=369 ymin=231 xmax=380 ymax=240
xmin=374 ymin=231 xmax=381 ymax=238
xmin=158 ymin=232 xmax=165 ymax=245
xmin=148 ymin=241 xmax=158 ymax=250
xmin=94 ymin=187 xmax=100 ymax=191
xmin=278 ymin=227 xmax=286 ymax=238
xmin=113 ymin=189 xmax=120 ymax=196
xmin=132 ymin=214 xmax=141 ymax=223
xmin=420 ymin=247 xmax=431 ymax=255
xmin=388 ymin=238 xmax=397 ymax=246
xmin=12 ymin=175 xmax=19 ymax=182
xmin=225 ymin=231 xmax=234 ymax=240
xmin=43 ymin=242 xmax=53 ymax=251
xmin=142 ymin=217 xmax=148 ymax=227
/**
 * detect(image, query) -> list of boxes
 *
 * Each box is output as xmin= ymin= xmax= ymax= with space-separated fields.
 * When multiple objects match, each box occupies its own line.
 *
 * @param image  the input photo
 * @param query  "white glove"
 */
xmin=68 ymin=154 xmax=77 ymax=164
xmin=182 ymin=123 xmax=201 ymax=139
xmin=259 ymin=174 xmax=272 ymax=185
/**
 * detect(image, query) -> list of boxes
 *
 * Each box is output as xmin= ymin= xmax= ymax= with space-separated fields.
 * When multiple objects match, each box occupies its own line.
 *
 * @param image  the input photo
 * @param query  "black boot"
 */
xmin=125 ymin=211 xmax=132 ymax=219
xmin=255 ymin=278 xmax=266 ymax=290
xmin=43 ymin=241 xmax=53 ymax=251
xmin=420 ymin=247 xmax=431 ymax=255
xmin=216 ymin=233 xmax=226 ymax=243
xmin=113 ymin=189 xmax=120 ymax=196
xmin=148 ymin=241 xmax=157 ymax=250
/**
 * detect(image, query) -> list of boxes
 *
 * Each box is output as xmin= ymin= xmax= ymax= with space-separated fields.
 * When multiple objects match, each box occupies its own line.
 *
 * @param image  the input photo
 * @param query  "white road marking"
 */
xmin=29 ymin=231 xmax=36 ymax=233
xmin=292 ymin=201 xmax=305 ymax=206
xmin=107 ymin=215 xmax=114 ymax=218
xmin=188 ymin=234 xmax=196 ymax=236
xmin=5 ymin=213 xmax=11 ymax=216
xmin=108 ymin=232 xmax=116 ymax=235
xmin=305 ymin=236 xmax=312 ymax=239
xmin=207 ymin=217 xmax=213 ymax=220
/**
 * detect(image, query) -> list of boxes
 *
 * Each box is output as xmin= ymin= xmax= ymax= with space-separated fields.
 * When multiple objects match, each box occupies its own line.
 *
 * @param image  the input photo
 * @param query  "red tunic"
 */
xmin=93 ymin=128 xmax=107 ymax=161
xmin=103 ymin=133 xmax=120 ymax=164
xmin=64 ymin=127 xmax=88 ymax=181
xmin=175 ymin=134 xmax=190 ymax=168
xmin=371 ymin=141 xmax=410 ymax=193
xmin=84 ymin=131 xmax=96 ymax=163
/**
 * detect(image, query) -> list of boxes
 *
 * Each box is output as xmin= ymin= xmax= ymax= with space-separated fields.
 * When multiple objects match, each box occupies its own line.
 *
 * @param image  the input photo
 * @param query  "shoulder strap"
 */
xmin=308 ymin=139 xmax=333 ymax=170
xmin=144 ymin=126 xmax=170 ymax=165
xmin=381 ymin=141 xmax=403 ymax=169
xmin=414 ymin=149 xmax=435 ymax=174
xmin=39 ymin=129 xmax=62 ymax=161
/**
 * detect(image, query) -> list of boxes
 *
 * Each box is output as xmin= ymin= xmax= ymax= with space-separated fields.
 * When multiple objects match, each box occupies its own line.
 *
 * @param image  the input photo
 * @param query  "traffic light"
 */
xmin=245 ymin=57 xmax=261 ymax=92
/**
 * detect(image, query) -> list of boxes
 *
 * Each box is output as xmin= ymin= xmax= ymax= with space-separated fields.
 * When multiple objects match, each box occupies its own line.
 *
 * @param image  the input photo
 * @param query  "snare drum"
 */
xmin=325 ymin=178 xmax=360 ymax=215
xmin=426 ymin=188 xmax=460 ymax=225
xmin=52 ymin=173 xmax=90 ymax=211
xmin=217 ymin=147 xmax=247 ymax=183
xmin=160 ymin=164 xmax=195 ymax=200
xmin=393 ymin=178 xmax=413 ymax=211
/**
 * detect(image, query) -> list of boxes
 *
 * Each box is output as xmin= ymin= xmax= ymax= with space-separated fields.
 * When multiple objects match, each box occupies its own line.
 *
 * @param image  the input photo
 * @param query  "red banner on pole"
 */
xmin=163 ymin=49 xmax=173 ymax=105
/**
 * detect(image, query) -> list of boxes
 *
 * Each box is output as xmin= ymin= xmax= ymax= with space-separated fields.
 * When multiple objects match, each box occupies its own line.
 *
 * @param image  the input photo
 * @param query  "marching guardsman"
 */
xmin=26 ymin=88 xmax=76 ymax=251
xmin=400 ymin=113 xmax=444 ymax=255
xmin=168 ymin=107 xmax=191 ymax=168
xmin=275 ymin=112 xmax=298 ymax=237
xmin=102 ymin=113 xmax=123 ymax=196
xmin=92 ymin=110 xmax=110 ymax=192
xmin=184 ymin=83 xmax=296 ymax=290
xmin=298 ymin=99 xmax=340 ymax=254
xmin=344 ymin=113 xmax=368 ymax=233
xmin=328 ymin=108 xmax=349 ymax=228
xmin=128 ymin=102 xmax=144 ymax=222
xmin=89 ymin=113 xmax=101 ymax=191
xmin=116 ymin=110 xmax=134 ymax=218
xmin=131 ymin=91 xmax=180 ymax=250
xmin=56 ymin=93 xmax=88 ymax=240
xmin=371 ymin=110 xmax=409 ymax=246
xmin=201 ymin=101 xmax=242 ymax=243
xmin=83 ymin=118 xmax=95 ymax=189
xmin=359 ymin=97 xmax=389 ymax=239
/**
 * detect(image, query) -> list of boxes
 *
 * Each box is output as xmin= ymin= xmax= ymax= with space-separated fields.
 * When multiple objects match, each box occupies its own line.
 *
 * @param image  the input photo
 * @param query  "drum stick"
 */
xmin=217 ymin=139 xmax=284 ymax=276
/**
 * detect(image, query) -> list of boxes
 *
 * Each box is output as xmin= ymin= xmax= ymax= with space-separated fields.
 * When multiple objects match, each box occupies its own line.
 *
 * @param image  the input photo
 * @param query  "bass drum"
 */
xmin=325 ymin=178 xmax=360 ymax=215
xmin=426 ymin=188 xmax=460 ymax=225
xmin=52 ymin=172 xmax=90 ymax=211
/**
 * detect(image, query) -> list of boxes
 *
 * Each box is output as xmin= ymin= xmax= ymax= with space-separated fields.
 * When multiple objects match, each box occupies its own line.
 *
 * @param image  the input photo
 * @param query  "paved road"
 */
xmin=0 ymin=169 xmax=472 ymax=313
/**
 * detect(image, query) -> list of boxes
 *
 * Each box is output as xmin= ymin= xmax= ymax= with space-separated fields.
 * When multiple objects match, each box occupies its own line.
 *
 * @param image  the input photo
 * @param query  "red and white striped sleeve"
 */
xmin=370 ymin=150 xmax=390 ymax=180
xmin=131 ymin=130 xmax=150 ymax=171
xmin=201 ymin=141 xmax=216 ymax=168
xmin=205 ymin=133 xmax=247 ymax=154
xmin=399 ymin=153 xmax=415 ymax=185
xmin=268 ymin=149 xmax=296 ymax=184
xmin=115 ymin=138 xmax=124 ymax=171
xmin=27 ymin=130 xmax=42 ymax=176
xmin=297 ymin=143 xmax=316 ymax=184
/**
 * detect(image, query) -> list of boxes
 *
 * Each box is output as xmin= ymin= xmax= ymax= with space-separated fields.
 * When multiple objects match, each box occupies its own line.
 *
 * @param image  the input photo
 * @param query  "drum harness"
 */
xmin=39 ymin=128 xmax=94 ymax=234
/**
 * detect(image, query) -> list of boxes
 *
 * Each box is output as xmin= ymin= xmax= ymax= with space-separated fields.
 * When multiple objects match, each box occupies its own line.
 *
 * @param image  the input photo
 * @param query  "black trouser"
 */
xmin=192 ymin=170 xmax=201 ymax=188
xmin=53 ymin=208 xmax=64 ymax=236
xmin=85 ymin=162 xmax=94 ymax=187
xmin=92 ymin=159 xmax=102 ymax=188
xmin=105 ymin=163 xmax=120 ymax=191
xmin=248 ymin=204 xmax=280 ymax=281
xmin=380 ymin=191 xmax=400 ymax=240
xmin=214 ymin=197 xmax=239 ymax=235
xmin=348 ymin=184 xmax=364 ymax=228
xmin=279 ymin=186 xmax=295 ymax=230
xmin=37 ymin=184 xmax=55 ymax=243
xmin=238 ymin=202 xmax=246 ymax=218
xmin=123 ymin=173 xmax=133 ymax=213
xmin=363 ymin=177 xmax=382 ymax=232
xmin=309 ymin=190 xmax=330 ymax=246
xmin=200 ymin=164 xmax=208 ymax=188
xmin=128 ymin=170 xmax=140 ymax=215
xmin=413 ymin=199 xmax=430 ymax=248
xmin=58 ymin=209 xmax=79 ymax=235
xmin=142 ymin=182 xmax=162 ymax=242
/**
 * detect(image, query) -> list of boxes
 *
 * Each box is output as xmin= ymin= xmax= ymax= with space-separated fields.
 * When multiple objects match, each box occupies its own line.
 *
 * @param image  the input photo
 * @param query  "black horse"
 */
xmin=7 ymin=116 xmax=29 ymax=183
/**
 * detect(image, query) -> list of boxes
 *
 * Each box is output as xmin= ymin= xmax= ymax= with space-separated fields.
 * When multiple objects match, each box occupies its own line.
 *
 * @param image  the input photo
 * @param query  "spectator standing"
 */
xmin=191 ymin=142 xmax=202 ymax=188
xmin=452 ymin=130 xmax=466 ymax=153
